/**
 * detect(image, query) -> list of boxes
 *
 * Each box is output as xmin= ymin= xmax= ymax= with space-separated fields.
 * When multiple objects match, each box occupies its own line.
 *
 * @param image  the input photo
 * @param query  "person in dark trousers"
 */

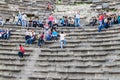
xmin=3 ymin=29 xmax=10 ymax=39
xmin=98 ymin=19 xmax=109 ymax=32
xmin=38 ymin=32 xmax=45 ymax=47
xmin=33 ymin=18 xmax=38 ymax=27
xmin=18 ymin=44 xmax=25 ymax=58
xmin=51 ymin=29 xmax=58 ymax=41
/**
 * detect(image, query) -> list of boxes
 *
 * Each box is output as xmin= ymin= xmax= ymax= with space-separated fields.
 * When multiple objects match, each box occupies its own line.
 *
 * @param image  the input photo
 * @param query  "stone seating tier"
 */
xmin=1 ymin=24 xmax=120 ymax=80
xmin=0 ymin=0 xmax=54 ymax=20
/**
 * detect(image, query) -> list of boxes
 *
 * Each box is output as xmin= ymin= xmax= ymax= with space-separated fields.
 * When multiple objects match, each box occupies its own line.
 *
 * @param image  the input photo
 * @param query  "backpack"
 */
xmin=118 ymin=16 xmax=120 ymax=20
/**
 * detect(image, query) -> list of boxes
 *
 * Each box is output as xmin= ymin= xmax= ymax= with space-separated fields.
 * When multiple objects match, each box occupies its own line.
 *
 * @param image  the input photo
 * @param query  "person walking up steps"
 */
xmin=18 ymin=44 xmax=25 ymax=58
xmin=60 ymin=31 xmax=66 ymax=49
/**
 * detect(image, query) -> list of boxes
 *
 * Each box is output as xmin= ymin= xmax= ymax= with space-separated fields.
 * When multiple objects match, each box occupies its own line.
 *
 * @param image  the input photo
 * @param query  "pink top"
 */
xmin=48 ymin=15 xmax=54 ymax=22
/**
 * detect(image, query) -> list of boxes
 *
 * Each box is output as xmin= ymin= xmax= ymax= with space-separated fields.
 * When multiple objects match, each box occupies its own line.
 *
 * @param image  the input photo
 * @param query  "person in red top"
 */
xmin=47 ymin=2 xmax=52 ymax=10
xmin=18 ymin=44 xmax=25 ymax=58
xmin=48 ymin=13 xmax=55 ymax=28
xmin=99 ymin=13 xmax=104 ymax=26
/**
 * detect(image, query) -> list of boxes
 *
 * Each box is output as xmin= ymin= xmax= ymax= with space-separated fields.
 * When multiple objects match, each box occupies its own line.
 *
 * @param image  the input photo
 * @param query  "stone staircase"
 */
xmin=0 ymin=24 xmax=120 ymax=80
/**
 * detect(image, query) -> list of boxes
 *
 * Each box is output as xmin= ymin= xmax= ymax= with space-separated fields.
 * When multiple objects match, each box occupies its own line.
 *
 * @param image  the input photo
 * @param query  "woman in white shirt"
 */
xmin=60 ymin=31 xmax=66 ymax=48
xmin=75 ymin=11 xmax=80 ymax=27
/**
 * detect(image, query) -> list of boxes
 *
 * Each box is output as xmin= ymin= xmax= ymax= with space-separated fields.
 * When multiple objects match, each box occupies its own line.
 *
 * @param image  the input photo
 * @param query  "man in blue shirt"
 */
xmin=52 ymin=29 xmax=58 ymax=41
xmin=16 ymin=11 xmax=22 ymax=26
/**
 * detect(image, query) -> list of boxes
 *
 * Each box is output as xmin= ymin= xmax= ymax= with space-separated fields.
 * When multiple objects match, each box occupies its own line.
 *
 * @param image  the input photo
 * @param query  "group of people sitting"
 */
xmin=98 ymin=13 xmax=120 ymax=32
xmin=25 ymin=28 xmax=36 ymax=45
xmin=44 ymin=12 xmax=80 ymax=27
xmin=25 ymin=26 xmax=59 ymax=47
xmin=87 ymin=16 xmax=97 ymax=26
xmin=0 ymin=28 xmax=10 ymax=39
xmin=16 ymin=11 xmax=81 ymax=28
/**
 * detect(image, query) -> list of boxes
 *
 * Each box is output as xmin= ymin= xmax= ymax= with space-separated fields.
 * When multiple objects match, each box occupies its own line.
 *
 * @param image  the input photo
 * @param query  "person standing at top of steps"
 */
xmin=22 ymin=13 xmax=27 ymax=27
xmin=16 ymin=11 xmax=22 ymax=26
xmin=0 ymin=16 xmax=5 ymax=26
xmin=60 ymin=31 xmax=66 ymax=49
xmin=75 ymin=11 xmax=80 ymax=27
xmin=46 ymin=2 xmax=52 ymax=10
xmin=18 ymin=44 xmax=25 ymax=58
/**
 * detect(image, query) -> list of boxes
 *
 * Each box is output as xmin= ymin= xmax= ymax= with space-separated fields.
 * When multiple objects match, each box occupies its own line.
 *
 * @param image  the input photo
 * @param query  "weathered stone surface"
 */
xmin=1 ymin=24 xmax=120 ymax=80
xmin=0 ymin=0 xmax=54 ymax=20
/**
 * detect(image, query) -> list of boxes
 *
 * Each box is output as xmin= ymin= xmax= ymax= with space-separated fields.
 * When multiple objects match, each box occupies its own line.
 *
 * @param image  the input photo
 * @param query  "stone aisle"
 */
xmin=17 ymin=48 xmax=41 ymax=80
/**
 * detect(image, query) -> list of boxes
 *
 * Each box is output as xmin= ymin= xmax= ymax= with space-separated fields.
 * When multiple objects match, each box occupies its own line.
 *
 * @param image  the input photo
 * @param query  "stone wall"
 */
xmin=0 ymin=0 xmax=55 ymax=20
xmin=58 ymin=0 xmax=120 ymax=10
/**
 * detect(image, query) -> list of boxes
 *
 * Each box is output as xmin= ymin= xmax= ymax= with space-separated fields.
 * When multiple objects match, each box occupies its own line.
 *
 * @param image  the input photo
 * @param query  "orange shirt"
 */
xmin=20 ymin=46 xmax=25 ymax=53
xmin=99 ymin=15 xmax=104 ymax=21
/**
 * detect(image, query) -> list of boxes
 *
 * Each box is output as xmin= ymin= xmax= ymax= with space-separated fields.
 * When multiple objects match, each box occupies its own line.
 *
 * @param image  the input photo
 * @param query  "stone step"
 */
xmin=41 ymin=46 xmax=120 ymax=52
xmin=1 ymin=36 xmax=120 ymax=45
xmin=49 ymin=43 xmax=120 ymax=49
xmin=10 ymin=31 xmax=119 ymax=38
xmin=36 ymin=56 xmax=106 ymax=63
xmin=68 ymin=77 xmax=108 ymax=80
xmin=0 ymin=51 xmax=30 ymax=56
xmin=0 ymin=61 xmax=25 ymax=67
xmin=0 ymin=46 xmax=33 ymax=52
xmin=0 ymin=73 xmax=16 ymax=80
xmin=38 ymin=52 xmax=108 ymax=57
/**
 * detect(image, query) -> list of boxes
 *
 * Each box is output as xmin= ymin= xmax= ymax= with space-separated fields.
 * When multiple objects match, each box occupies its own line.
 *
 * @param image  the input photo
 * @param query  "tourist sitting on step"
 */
xmin=16 ymin=11 xmax=22 ymax=26
xmin=28 ymin=17 xmax=33 ymax=27
xmin=33 ymin=18 xmax=38 ymax=27
xmin=52 ymin=17 xmax=59 ymax=27
xmin=86 ymin=17 xmax=94 ymax=26
xmin=98 ymin=19 xmax=110 ymax=32
xmin=88 ymin=16 xmax=97 ymax=26
xmin=18 ymin=44 xmax=25 ymax=58
xmin=44 ymin=22 xmax=50 ymax=29
xmin=113 ymin=14 xmax=118 ymax=24
xmin=26 ymin=34 xmax=36 ymax=45
xmin=60 ymin=31 xmax=66 ymax=49
xmin=3 ymin=28 xmax=11 ymax=39
xmin=62 ymin=16 xmax=69 ymax=27
xmin=109 ymin=15 xmax=114 ymax=26
xmin=25 ymin=28 xmax=32 ymax=40
xmin=0 ymin=29 xmax=5 ymax=39
xmin=44 ymin=27 xmax=52 ymax=41
xmin=68 ymin=17 xmax=75 ymax=27
xmin=38 ymin=32 xmax=45 ymax=47
xmin=51 ymin=29 xmax=58 ymax=41
xmin=26 ymin=29 xmax=36 ymax=44
xmin=59 ymin=18 xmax=64 ymax=27
xmin=37 ymin=18 xmax=44 ymax=28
